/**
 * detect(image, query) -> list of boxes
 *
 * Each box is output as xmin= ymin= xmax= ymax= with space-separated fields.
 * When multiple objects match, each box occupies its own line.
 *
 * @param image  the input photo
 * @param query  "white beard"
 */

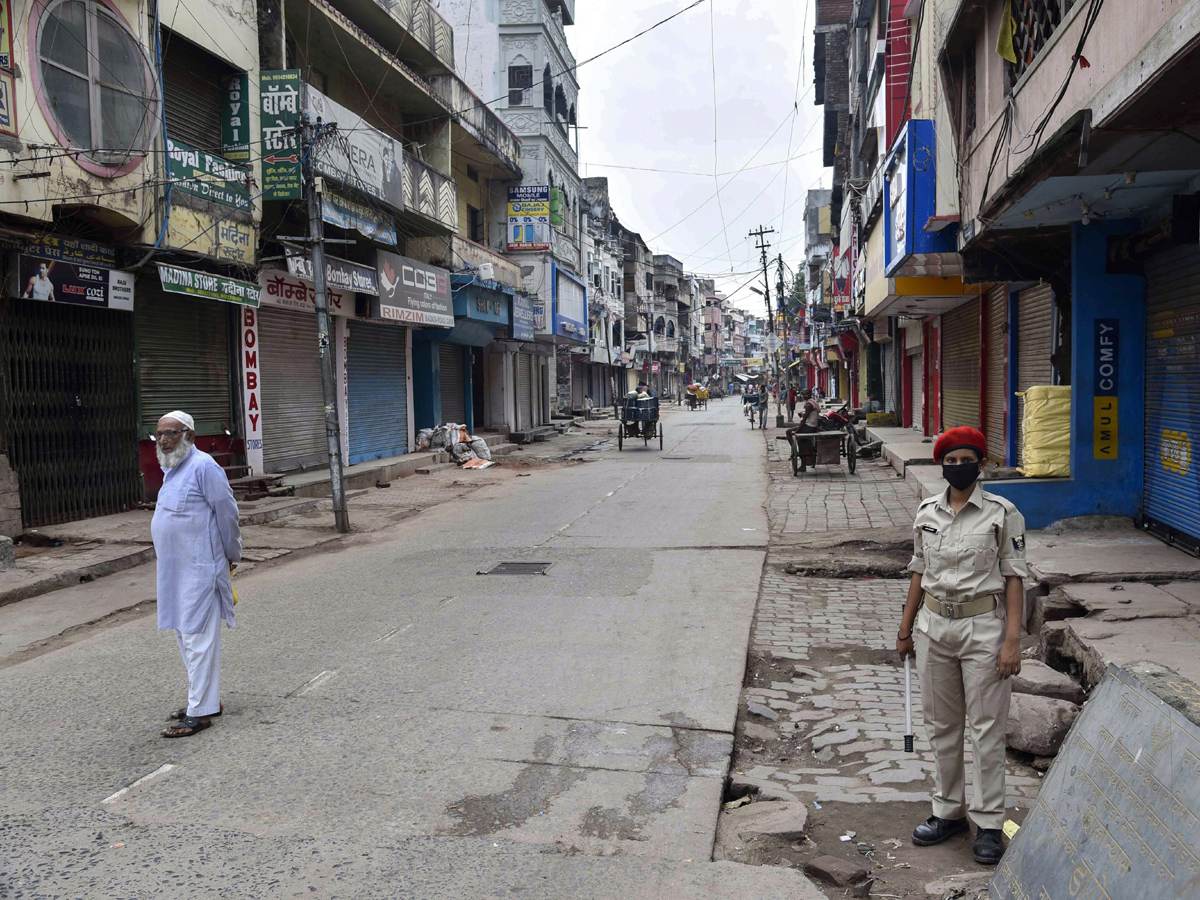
xmin=157 ymin=438 xmax=194 ymax=470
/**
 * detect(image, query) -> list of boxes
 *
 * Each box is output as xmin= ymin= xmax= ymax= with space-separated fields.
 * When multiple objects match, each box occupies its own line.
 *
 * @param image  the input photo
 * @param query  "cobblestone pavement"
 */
xmin=764 ymin=434 xmax=920 ymax=536
xmin=742 ymin=566 xmax=1043 ymax=811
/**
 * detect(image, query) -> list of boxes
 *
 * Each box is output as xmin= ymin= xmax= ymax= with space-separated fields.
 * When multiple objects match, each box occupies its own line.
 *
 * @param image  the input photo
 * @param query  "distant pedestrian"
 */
xmin=786 ymin=386 xmax=797 ymax=422
xmin=896 ymin=427 xmax=1027 ymax=866
xmin=153 ymin=411 xmax=242 ymax=738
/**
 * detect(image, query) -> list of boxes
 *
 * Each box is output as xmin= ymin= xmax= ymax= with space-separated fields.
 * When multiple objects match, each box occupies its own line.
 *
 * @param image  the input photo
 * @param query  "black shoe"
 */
xmin=912 ymin=815 xmax=970 ymax=846
xmin=973 ymin=829 xmax=1004 ymax=865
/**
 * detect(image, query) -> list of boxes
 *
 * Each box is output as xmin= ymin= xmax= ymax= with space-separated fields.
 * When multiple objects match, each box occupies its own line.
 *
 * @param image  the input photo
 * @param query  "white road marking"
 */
xmin=287 ymin=670 xmax=337 ymax=697
xmin=375 ymin=624 xmax=415 ymax=642
xmin=101 ymin=764 xmax=177 ymax=804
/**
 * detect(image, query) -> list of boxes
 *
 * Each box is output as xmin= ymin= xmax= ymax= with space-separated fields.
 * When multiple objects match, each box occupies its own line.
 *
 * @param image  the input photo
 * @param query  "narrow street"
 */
xmin=2 ymin=401 xmax=831 ymax=899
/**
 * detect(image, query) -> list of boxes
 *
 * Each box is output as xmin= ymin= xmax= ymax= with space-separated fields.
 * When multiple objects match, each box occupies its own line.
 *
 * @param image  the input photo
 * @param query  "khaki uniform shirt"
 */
xmin=907 ymin=484 xmax=1029 ymax=602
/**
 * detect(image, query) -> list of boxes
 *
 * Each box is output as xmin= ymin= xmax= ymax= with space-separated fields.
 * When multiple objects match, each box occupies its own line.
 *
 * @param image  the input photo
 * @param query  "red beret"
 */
xmin=933 ymin=426 xmax=987 ymax=463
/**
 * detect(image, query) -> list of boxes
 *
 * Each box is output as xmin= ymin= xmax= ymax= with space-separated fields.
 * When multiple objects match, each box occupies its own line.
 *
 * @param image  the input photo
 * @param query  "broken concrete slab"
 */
xmin=1006 ymin=694 xmax=1080 ymax=756
xmin=742 ymin=723 xmax=776 ymax=743
xmin=1025 ymin=530 xmax=1200 ymax=585
xmin=1012 ymin=660 xmax=1086 ymax=705
xmin=803 ymin=854 xmax=869 ymax=887
xmin=722 ymin=800 xmax=809 ymax=843
xmin=1122 ymin=660 xmax=1200 ymax=728
xmin=1051 ymin=615 xmax=1200 ymax=688
xmin=1058 ymin=582 xmax=1189 ymax=621
xmin=1158 ymin=582 xmax=1200 ymax=613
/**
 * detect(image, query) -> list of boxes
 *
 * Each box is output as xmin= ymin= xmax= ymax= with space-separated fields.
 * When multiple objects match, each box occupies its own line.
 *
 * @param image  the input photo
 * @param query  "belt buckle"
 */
xmin=942 ymin=598 xmax=960 ymax=619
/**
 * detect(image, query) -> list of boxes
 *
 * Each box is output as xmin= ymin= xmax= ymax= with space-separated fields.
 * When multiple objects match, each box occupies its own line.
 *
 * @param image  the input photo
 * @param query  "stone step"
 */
xmin=415 ymin=462 xmax=457 ymax=475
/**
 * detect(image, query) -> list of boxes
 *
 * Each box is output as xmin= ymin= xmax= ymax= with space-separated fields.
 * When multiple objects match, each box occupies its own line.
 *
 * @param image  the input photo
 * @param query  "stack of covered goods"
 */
xmin=414 ymin=424 xmax=493 ymax=466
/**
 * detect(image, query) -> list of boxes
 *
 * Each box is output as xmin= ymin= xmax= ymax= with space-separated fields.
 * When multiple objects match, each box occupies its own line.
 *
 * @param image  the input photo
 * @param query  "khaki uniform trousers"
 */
xmin=913 ymin=602 xmax=1011 ymax=830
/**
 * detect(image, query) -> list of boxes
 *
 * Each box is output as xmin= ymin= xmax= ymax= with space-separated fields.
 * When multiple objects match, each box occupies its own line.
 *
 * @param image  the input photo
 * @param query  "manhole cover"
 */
xmin=477 ymin=561 xmax=554 ymax=575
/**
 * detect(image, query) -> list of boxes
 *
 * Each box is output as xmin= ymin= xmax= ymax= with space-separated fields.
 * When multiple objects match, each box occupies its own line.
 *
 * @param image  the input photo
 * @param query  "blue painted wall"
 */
xmin=986 ymin=220 xmax=1146 ymax=527
xmin=411 ymin=339 xmax=438 ymax=431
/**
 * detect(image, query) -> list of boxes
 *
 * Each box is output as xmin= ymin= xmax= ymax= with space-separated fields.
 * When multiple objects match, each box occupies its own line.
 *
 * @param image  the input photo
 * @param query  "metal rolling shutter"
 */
xmin=882 ymin=342 xmax=895 ymax=412
xmin=1016 ymin=283 xmax=1056 ymax=467
xmin=1143 ymin=246 xmax=1200 ymax=551
xmin=0 ymin=299 xmax=141 ymax=526
xmin=910 ymin=349 xmax=924 ymax=431
xmin=137 ymin=290 xmax=232 ymax=436
xmin=347 ymin=321 xmax=408 ymax=464
xmin=258 ymin=307 xmax=326 ymax=472
xmin=162 ymin=36 xmax=225 ymax=152
xmin=985 ymin=284 xmax=1008 ymax=463
xmin=516 ymin=352 xmax=532 ymax=429
xmin=941 ymin=298 xmax=981 ymax=429
xmin=438 ymin=343 xmax=466 ymax=425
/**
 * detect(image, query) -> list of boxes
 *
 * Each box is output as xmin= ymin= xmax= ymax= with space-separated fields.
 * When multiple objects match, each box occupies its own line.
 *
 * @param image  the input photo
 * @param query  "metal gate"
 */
xmin=347 ymin=321 xmax=408 ymax=464
xmin=1016 ymin=283 xmax=1056 ymax=467
xmin=941 ymin=298 xmax=981 ymax=429
xmin=910 ymin=349 xmax=924 ymax=432
xmin=0 ymin=299 xmax=141 ymax=526
xmin=1143 ymin=245 xmax=1200 ymax=552
xmin=258 ymin=307 xmax=327 ymax=472
xmin=137 ymin=289 xmax=233 ymax=437
xmin=985 ymin=283 xmax=1008 ymax=463
xmin=516 ymin=352 xmax=532 ymax=430
xmin=882 ymin=342 xmax=895 ymax=412
xmin=439 ymin=343 xmax=466 ymax=425
xmin=163 ymin=38 xmax=224 ymax=151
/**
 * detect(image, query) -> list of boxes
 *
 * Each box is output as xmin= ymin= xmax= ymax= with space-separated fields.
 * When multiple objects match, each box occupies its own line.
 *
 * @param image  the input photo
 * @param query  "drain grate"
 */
xmin=478 ymin=561 xmax=554 ymax=576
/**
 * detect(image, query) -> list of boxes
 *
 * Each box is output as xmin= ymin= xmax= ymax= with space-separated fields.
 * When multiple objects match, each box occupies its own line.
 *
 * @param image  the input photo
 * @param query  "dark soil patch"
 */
xmin=716 ymin=799 xmax=1011 ymax=898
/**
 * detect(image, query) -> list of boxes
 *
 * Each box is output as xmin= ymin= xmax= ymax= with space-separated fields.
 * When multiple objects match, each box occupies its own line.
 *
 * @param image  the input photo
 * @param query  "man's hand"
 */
xmin=897 ymin=634 xmax=915 ymax=662
xmin=998 ymin=638 xmax=1022 ymax=679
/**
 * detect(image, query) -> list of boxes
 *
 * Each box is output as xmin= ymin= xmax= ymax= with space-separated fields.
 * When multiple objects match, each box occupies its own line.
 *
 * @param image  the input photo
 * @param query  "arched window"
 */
xmin=555 ymin=84 xmax=567 ymax=122
xmin=612 ymin=322 xmax=621 ymax=349
xmin=542 ymin=64 xmax=553 ymax=113
xmin=35 ymin=0 xmax=157 ymax=175
xmin=654 ymin=316 xmax=665 ymax=335
xmin=568 ymin=104 xmax=576 ymax=126
xmin=667 ymin=321 xmax=676 ymax=338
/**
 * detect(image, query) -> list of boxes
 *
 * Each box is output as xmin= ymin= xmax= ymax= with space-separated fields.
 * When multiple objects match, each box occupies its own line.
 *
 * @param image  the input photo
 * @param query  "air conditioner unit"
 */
xmin=478 ymin=263 xmax=495 ymax=281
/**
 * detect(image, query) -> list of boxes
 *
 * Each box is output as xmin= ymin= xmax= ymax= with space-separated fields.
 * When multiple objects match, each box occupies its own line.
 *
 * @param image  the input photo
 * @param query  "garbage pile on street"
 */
xmin=415 ymin=424 xmax=494 ymax=468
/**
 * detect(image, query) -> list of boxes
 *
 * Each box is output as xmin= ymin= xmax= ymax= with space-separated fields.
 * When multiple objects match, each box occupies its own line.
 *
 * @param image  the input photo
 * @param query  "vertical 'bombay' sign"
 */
xmin=1093 ymin=318 xmax=1119 ymax=459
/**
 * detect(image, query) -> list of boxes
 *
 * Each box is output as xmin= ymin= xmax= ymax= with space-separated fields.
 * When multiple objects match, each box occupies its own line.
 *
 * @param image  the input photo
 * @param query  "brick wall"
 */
xmin=816 ymin=0 xmax=853 ymax=26
xmin=0 ymin=454 xmax=21 ymax=537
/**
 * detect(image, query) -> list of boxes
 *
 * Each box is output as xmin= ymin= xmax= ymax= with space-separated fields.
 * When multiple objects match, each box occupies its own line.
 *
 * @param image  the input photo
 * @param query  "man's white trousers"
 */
xmin=175 ymin=606 xmax=221 ymax=717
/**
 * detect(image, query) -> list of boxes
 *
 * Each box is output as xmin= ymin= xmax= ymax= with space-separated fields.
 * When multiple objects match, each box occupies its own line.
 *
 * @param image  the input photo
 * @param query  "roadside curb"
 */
xmin=0 ymin=545 xmax=156 ymax=609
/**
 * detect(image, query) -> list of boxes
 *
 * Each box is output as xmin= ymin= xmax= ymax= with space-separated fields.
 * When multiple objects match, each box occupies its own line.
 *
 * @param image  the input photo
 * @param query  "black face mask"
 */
xmin=942 ymin=461 xmax=981 ymax=491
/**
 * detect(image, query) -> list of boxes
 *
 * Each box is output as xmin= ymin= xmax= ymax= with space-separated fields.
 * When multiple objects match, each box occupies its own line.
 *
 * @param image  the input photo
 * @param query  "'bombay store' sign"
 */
xmin=258 ymin=270 xmax=354 ymax=316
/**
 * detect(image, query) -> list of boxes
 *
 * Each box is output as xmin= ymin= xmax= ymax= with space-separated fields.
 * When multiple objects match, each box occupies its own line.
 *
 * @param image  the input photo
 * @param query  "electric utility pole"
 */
xmin=302 ymin=118 xmax=350 ymax=534
xmin=777 ymin=254 xmax=789 ymax=396
xmin=750 ymin=226 xmax=783 ymax=426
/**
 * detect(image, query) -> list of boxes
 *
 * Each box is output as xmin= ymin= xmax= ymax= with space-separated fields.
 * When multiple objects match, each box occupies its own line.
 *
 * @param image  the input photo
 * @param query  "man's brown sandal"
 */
xmin=162 ymin=715 xmax=211 ymax=738
xmin=169 ymin=703 xmax=222 ymax=720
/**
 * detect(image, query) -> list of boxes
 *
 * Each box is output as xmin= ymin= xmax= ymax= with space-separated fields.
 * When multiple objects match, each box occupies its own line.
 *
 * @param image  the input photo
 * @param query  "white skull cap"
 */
xmin=162 ymin=410 xmax=195 ymax=431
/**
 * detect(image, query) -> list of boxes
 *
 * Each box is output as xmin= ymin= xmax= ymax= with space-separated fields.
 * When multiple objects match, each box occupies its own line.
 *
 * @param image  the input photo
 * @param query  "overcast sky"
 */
xmin=569 ymin=0 xmax=828 ymax=315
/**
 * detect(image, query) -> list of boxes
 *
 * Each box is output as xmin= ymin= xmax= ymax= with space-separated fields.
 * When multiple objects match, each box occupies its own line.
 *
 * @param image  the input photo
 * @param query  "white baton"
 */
xmin=904 ymin=655 xmax=915 ymax=753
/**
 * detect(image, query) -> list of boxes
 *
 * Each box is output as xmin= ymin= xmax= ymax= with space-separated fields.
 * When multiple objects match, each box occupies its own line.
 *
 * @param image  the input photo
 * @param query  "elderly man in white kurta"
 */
xmin=152 ymin=411 xmax=242 ymax=738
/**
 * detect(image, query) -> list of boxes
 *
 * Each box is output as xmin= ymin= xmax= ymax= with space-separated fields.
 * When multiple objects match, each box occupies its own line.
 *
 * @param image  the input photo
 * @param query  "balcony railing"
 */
xmin=404 ymin=154 xmax=458 ymax=233
xmin=409 ymin=233 xmax=521 ymax=289
xmin=427 ymin=73 xmax=522 ymax=177
xmin=325 ymin=0 xmax=454 ymax=72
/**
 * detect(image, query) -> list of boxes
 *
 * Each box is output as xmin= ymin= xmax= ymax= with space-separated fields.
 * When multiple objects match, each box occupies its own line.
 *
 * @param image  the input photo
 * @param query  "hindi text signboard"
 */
xmin=991 ymin=665 xmax=1200 ymax=900
xmin=158 ymin=264 xmax=260 ymax=308
xmin=260 ymin=70 xmax=302 ymax=200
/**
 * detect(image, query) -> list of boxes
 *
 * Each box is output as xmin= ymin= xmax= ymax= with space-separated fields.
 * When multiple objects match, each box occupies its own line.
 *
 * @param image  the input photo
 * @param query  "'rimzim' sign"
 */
xmin=990 ymin=665 xmax=1200 ymax=900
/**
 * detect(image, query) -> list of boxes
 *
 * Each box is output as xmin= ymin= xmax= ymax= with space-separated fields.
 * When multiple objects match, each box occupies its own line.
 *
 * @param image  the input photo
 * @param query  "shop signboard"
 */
xmin=511 ymin=293 xmax=536 ymax=341
xmin=373 ymin=250 xmax=453 ymax=327
xmin=304 ymin=86 xmax=404 ymax=214
xmin=167 ymin=138 xmax=251 ymax=208
xmin=1094 ymin=318 xmax=1119 ymax=460
xmin=166 ymin=206 xmax=255 ymax=264
xmin=260 ymin=69 xmax=302 ymax=200
xmin=322 ymin=189 xmax=396 ymax=245
xmin=507 ymin=185 xmax=551 ymax=251
xmin=240 ymin=306 xmax=263 ymax=474
xmin=221 ymin=73 xmax=251 ymax=165
xmin=0 ymin=0 xmax=11 ymax=69
xmin=13 ymin=235 xmax=132 ymax=310
xmin=259 ymin=269 xmax=354 ymax=316
xmin=0 ymin=70 xmax=15 ymax=137
xmin=285 ymin=248 xmax=378 ymax=295
xmin=157 ymin=264 xmax=260 ymax=308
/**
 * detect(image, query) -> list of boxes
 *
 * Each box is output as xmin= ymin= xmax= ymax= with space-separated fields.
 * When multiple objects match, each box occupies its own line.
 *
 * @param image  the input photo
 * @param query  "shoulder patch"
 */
xmin=918 ymin=495 xmax=940 ymax=508
xmin=1012 ymin=534 xmax=1026 ymax=552
xmin=980 ymin=490 xmax=1018 ymax=513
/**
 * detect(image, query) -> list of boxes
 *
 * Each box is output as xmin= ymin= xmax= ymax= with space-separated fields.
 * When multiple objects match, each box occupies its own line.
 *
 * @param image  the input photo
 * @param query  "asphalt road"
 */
xmin=0 ymin=400 xmax=825 ymax=899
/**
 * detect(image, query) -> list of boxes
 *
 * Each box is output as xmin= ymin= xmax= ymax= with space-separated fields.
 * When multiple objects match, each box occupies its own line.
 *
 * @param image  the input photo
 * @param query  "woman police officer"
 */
xmin=895 ymin=426 xmax=1029 ymax=866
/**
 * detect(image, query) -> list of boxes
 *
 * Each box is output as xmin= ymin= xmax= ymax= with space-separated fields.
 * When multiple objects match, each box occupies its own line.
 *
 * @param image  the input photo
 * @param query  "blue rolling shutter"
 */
xmin=1144 ymin=245 xmax=1200 ymax=552
xmin=347 ymin=320 xmax=408 ymax=464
